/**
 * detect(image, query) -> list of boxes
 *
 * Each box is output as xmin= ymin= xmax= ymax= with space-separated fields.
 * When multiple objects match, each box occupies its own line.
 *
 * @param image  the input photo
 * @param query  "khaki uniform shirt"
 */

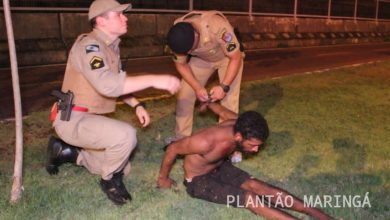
xmin=172 ymin=11 xmax=241 ymax=64
xmin=62 ymin=29 xmax=126 ymax=114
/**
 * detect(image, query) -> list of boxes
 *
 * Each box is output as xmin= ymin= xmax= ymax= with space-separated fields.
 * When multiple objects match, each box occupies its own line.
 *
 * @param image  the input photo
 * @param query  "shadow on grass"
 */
xmin=282 ymin=138 xmax=386 ymax=219
xmin=333 ymin=138 xmax=366 ymax=172
xmin=240 ymin=82 xmax=284 ymax=116
xmin=264 ymin=131 xmax=294 ymax=156
xmin=243 ymin=130 xmax=294 ymax=162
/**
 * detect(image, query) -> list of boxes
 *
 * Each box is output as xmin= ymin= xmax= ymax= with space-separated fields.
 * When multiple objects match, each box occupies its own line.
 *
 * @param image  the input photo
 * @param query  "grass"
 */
xmin=0 ymin=61 xmax=389 ymax=220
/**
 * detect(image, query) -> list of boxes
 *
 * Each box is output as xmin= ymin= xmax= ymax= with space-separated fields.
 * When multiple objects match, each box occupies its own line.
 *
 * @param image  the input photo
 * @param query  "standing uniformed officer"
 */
xmin=46 ymin=0 xmax=180 ymax=205
xmin=166 ymin=11 xmax=244 ymax=150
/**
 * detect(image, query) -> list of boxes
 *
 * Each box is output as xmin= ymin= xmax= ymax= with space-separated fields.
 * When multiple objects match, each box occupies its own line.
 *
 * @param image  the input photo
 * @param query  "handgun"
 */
xmin=51 ymin=90 xmax=74 ymax=121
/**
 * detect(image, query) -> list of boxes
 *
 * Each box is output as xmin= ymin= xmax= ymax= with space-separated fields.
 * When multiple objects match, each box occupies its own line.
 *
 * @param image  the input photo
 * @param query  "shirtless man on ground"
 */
xmin=157 ymin=102 xmax=333 ymax=220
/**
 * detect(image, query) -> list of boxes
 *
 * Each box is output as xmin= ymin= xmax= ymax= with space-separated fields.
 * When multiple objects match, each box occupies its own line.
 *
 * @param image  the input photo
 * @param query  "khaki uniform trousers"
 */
xmin=53 ymin=111 xmax=137 ymax=180
xmin=175 ymin=56 xmax=244 ymax=137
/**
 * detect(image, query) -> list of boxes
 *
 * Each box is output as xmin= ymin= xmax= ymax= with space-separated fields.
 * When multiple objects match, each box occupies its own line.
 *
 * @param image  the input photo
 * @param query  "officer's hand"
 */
xmin=195 ymin=88 xmax=209 ymax=102
xmin=154 ymin=75 xmax=181 ymax=94
xmin=136 ymin=106 xmax=150 ymax=127
xmin=157 ymin=177 xmax=177 ymax=189
xmin=210 ymin=85 xmax=226 ymax=102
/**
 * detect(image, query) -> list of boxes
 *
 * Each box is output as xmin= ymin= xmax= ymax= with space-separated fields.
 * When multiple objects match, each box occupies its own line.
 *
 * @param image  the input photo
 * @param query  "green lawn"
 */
xmin=0 ymin=61 xmax=389 ymax=220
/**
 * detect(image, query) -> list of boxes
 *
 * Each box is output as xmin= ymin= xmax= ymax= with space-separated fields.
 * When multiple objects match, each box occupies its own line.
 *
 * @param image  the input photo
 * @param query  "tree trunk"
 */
xmin=3 ymin=0 xmax=25 ymax=204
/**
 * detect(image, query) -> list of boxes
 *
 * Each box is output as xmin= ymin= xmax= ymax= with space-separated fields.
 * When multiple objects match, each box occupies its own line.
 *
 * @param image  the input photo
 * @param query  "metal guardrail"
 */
xmin=1 ymin=0 xmax=390 ymax=22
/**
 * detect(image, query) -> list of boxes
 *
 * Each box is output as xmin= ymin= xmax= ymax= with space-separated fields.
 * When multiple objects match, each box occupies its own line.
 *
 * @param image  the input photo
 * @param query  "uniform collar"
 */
xmin=92 ymin=28 xmax=121 ymax=47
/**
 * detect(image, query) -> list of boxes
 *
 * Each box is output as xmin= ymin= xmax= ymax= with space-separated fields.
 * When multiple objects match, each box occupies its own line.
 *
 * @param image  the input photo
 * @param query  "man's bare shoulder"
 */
xmin=190 ymin=123 xmax=234 ymax=144
xmin=189 ymin=126 xmax=219 ymax=144
xmin=170 ymin=126 xmax=224 ymax=152
xmin=186 ymin=124 xmax=235 ymax=161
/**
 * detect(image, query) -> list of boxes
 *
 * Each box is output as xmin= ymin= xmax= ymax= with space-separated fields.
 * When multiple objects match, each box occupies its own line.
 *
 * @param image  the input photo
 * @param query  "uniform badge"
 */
xmin=86 ymin=44 xmax=100 ymax=54
xmin=90 ymin=56 xmax=105 ymax=70
xmin=222 ymin=32 xmax=233 ymax=43
xmin=226 ymin=43 xmax=236 ymax=52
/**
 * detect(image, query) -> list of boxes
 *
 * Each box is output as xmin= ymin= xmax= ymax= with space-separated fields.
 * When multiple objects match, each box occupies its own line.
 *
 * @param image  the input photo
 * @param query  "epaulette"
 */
xmin=76 ymin=33 xmax=89 ymax=43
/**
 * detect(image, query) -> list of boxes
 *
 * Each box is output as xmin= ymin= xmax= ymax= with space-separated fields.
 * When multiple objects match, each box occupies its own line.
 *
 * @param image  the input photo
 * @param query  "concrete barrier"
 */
xmin=0 ymin=11 xmax=389 ymax=67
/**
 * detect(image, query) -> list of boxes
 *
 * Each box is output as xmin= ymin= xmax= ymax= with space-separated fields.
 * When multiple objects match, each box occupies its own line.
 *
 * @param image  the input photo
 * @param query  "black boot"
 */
xmin=100 ymin=178 xmax=128 ymax=205
xmin=112 ymin=172 xmax=132 ymax=201
xmin=46 ymin=136 xmax=79 ymax=175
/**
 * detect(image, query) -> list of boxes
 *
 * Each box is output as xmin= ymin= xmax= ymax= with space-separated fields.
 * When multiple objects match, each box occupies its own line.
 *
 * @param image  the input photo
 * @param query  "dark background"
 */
xmin=2 ymin=0 xmax=390 ymax=19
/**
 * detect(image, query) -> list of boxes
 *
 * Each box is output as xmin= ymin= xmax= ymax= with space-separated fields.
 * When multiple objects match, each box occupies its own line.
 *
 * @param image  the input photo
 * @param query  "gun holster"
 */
xmin=51 ymin=90 xmax=74 ymax=121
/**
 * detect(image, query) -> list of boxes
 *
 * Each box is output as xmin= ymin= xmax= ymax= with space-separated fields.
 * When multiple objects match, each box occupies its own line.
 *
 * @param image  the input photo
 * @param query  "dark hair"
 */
xmin=90 ymin=17 xmax=97 ymax=29
xmin=234 ymin=111 xmax=269 ymax=142
xmin=89 ymin=12 xmax=108 ymax=29
xmin=167 ymin=22 xmax=195 ymax=54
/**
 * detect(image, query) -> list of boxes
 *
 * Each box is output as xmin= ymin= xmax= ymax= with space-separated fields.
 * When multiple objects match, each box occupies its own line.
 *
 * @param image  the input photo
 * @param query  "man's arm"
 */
xmin=220 ymin=50 xmax=242 ymax=86
xmin=121 ymin=94 xmax=140 ymax=107
xmin=77 ymin=41 xmax=180 ymax=97
xmin=157 ymin=135 xmax=211 ymax=188
xmin=175 ymin=62 xmax=200 ymax=91
xmin=122 ymin=95 xmax=150 ymax=127
xmin=210 ymin=45 xmax=242 ymax=101
xmin=175 ymin=62 xmax=209 ymax=102
xmin=205 ymin=102 xmax=238 ymax=122
xmin=122 ymin=74 xmax=180 ymax=95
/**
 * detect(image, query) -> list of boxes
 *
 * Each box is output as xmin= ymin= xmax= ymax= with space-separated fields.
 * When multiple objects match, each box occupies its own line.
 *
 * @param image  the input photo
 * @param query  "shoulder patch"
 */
xmin=90 ymin=56 xmax=105 ymax=70
xmin=226 ymin=43 xmax=237 ymax=52
xmin=86 ymin=44 xmax=100 ymax=54
xmin=222 ymin=32 xmax=233 ymax=43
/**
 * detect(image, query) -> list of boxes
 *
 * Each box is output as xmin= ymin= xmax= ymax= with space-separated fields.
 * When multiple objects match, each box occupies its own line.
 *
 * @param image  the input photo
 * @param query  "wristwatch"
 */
xmin=220 ymin=83 xmax=230 ymax=93
xmin=134 ymin=102 xmax=146 ymax=109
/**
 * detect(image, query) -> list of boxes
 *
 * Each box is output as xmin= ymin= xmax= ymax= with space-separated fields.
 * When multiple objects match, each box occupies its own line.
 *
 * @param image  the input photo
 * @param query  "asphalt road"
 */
xmin=1 ymin=42 xmax=389 ymax=120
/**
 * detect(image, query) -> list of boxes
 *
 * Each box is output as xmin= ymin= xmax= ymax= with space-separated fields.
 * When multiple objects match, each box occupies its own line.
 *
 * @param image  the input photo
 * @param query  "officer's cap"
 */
xmin=167 ymin=22 xmax=195 ymax=54
xmin=89 ymin=0 xmax=132 ymax=21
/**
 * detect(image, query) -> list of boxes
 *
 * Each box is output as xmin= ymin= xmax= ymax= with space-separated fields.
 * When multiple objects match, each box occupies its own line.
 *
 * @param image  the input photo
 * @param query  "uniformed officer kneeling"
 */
xmin=46 ymin=0 xmax=180 ymax=205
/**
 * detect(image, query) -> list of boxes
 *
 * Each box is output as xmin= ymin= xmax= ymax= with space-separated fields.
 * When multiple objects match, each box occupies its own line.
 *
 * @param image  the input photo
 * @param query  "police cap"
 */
xmin=89 ymin=0 xmax=132 ymax=21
